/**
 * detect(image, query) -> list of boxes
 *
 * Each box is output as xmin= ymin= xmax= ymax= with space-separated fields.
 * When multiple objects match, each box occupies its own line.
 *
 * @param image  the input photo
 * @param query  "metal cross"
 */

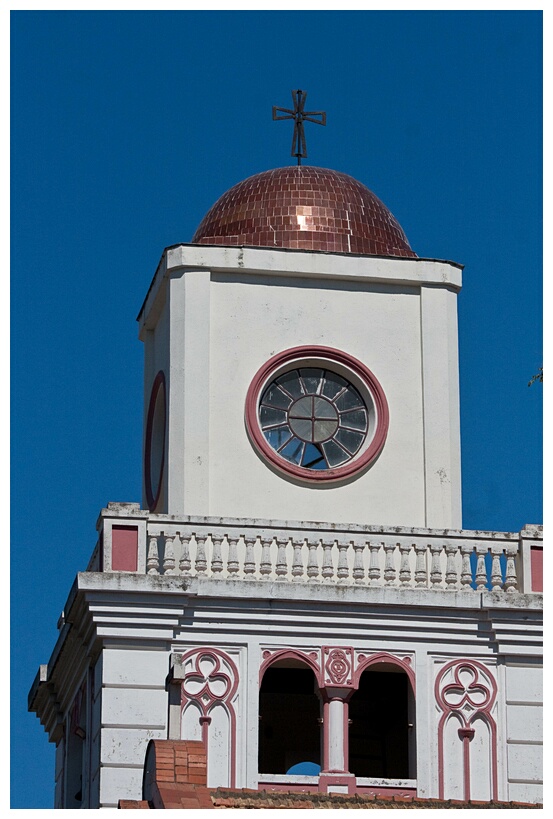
xmin=273 ymin=90 xmax=326 ymax=165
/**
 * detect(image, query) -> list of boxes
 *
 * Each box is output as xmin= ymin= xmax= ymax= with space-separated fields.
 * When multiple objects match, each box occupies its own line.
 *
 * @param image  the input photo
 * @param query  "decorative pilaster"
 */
xmin=177 ymin=647 xmax=239 ymax=789
xmin=435 ymin=659 xmax=498 ymax=801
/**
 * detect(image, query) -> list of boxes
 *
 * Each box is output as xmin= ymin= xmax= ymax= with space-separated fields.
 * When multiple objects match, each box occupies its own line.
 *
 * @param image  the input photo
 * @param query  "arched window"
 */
xmin=348 ymin=662 xmax=415 ymax=780
xmin=258 ymin=662 xmax=322 ymax=775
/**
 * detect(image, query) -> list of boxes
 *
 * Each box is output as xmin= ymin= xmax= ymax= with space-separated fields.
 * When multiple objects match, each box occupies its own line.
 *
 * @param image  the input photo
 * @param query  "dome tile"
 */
xmin=192 ymin=166 xmax=415 ymax=257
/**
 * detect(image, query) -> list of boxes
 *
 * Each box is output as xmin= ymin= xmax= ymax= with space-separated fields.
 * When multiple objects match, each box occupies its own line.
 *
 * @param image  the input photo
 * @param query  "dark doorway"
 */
xmin=348 ymin=666 xmax=413 ymax=779
xmin=258 ymin=665 xmax=321 ymax=774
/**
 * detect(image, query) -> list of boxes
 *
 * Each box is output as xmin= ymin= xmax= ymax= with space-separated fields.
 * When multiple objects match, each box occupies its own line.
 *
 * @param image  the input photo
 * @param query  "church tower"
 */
xmin=141 ymin=165 xmax=462 ymax=530
xmin=29 ymin=96 xmax=542 ymax=808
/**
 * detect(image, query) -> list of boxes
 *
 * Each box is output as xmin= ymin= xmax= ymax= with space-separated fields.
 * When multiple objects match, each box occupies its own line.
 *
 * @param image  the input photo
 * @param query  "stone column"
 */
xmin=319 ymin=647 xmax=356 ymax=794
xmin=319 ymin=685 xmax=356 ymax=795
xmin=326 ymin=694 xmax=347 ymax=772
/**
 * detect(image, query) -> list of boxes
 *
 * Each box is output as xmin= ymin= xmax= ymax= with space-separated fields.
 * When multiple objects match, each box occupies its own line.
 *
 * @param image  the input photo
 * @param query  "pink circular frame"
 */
xmin=144 ymin=370 xmax=166 ymax=511
xmin=245 ymin=346 xmax=389 ymax=483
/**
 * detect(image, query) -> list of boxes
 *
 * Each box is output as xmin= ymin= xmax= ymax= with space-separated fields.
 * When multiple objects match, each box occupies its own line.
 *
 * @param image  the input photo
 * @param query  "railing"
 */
xmin=96 ymin=505 xmax=543 ymax=595
xmin=143 ymin=528 xmax=519 ymax=591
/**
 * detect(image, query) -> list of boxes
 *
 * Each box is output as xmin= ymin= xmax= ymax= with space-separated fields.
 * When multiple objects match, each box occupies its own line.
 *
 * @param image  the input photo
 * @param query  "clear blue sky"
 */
xmin=11 ymin=10 xmax=542 ymax=809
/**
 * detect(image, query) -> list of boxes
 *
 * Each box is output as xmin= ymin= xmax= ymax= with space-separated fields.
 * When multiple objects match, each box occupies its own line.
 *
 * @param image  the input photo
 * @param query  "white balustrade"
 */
xmin=100 ymin=515 xmax=533 ymax=595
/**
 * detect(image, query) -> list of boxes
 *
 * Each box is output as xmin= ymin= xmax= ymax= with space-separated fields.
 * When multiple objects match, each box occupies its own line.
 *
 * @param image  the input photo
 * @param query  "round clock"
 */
xmin=245 ymin=346 xmax=389 ymax=482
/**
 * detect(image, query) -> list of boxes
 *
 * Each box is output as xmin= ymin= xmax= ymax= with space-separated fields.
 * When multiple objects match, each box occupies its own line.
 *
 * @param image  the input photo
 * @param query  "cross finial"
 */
xmin=273 ymin=90 xmax=326 ymax=166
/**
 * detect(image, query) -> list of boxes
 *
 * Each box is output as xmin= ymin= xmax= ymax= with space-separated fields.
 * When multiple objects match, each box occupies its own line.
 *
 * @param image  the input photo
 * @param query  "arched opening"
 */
xmin=258 ymin=662 xmax=322 ymax=775
xmin=348 ymin=663 xmax=415 ymax=779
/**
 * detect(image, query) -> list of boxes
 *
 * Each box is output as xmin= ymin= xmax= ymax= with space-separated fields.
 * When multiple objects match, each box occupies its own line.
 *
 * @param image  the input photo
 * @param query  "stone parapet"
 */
xmin=96 ymin=505 xmax=543 ymax=597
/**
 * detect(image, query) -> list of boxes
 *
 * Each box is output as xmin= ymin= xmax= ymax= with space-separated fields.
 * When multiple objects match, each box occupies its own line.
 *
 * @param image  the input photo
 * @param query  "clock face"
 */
xmin=259 ymin=368 xmax=368 ymax=471
xmin=144 ymin=371 xmax=166 ymax=510
xmin=245 ymin=346 xmax=389 ymax=483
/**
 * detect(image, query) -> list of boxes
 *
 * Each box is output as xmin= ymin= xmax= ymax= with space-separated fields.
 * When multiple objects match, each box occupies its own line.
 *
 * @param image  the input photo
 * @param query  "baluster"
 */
xmin=399 ymin=542 xmax=412 ymax=586
xmin=353 ymin=541 xmax=366 ymax=584
xmin=475 ymin=544 xmax=488 ymax=590
xmin=211 ymin=534 xmax=223 ymax=575
xmin=163 ymin=532 xmax=176 ymax=575
xmin=460 ymin=543 xmax=473 ymax=589
xmin=445 ymin=543 xmax=458 ymax=589
xmin=504 ymin=544 xmax=518 ymax=593
xmin=291 ymin=538 xmax=305 ymax=581
xmin=147 ymin=534 xmax=160 ymax=575
xmin=260 ymin=537 xmax=273 ymax=579
xmin=306 ymin=539 xmax=320 ymax=582
xmin=244 ymin=536 xmax=257 ymax=579
xmin=321 ymin=540 xmax=335 ymax=582
xmin=430 ymin=543 xmax=443 ymax=588
xmin=195 ymin=534 xmax=208 ymax=577
xmin=179 ymin=533 xmax=192 ymax=576
xmin=384 ymin=542 xmax=397 ymax=585
xmin=415 ymin=543 xmax=428 ymax=587
xmin=275 ymin=537 xmax=288 ymax=580
xmin=337 ymin=541 xmax=350 ymax=583
xmin=368 ymin=541 xmax=382 ymax=586
xmin=172 ymin=532 xmax=182 ymax=574
xmin=227 ymin=535 xmax=240 ymax=577
xmin=491 ymin=546 xmax=503 ymax=591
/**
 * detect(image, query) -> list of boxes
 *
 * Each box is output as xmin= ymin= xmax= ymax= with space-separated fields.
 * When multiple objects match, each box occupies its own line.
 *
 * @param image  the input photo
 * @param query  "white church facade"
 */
xmin=29 ymin=164 xmax=543 ymax=808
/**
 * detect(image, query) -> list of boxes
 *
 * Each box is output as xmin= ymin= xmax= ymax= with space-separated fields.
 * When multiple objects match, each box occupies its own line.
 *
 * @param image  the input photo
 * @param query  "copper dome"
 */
xmin=192 ymin=166 xmax=416 ymax=257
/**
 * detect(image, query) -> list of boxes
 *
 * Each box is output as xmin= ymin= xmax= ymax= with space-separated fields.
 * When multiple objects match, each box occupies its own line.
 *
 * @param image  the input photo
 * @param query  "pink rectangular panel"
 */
xmin=531 ymin=546 xmax=543 ymax=592
xmin=112 ymin=525 xmax=138 ymax=572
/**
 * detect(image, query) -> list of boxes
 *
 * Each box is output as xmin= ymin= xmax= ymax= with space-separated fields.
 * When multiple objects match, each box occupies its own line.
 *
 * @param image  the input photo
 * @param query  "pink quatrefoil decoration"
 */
xmin=440 ymin=663 xmax=493 ymax=712
xmin=180 ymin=649 xmax=238 ymax=716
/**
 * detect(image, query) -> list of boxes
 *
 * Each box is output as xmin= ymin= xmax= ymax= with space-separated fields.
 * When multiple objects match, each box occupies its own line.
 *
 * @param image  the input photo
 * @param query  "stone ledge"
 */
xmin=76 ymin=572 xmax=544 ymax=612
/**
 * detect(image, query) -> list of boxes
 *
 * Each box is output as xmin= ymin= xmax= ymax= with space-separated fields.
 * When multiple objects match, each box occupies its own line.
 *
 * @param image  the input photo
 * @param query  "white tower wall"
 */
xmin=139 ymin=245 xmax=462 ymax=528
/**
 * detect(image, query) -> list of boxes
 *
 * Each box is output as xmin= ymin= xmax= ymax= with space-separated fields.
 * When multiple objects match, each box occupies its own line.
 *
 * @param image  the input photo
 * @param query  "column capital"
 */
xmin=321 ymin=685 xmax=353 ymax=702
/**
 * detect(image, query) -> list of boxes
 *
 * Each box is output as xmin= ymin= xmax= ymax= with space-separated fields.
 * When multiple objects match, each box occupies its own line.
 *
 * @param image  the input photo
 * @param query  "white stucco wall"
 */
xmin=77 ymin=576 xmax=542 ymax=806
xmin=139 ymin=246 xmax=462 ymax=528
xmin=209 ymin=274 xmax=424 ymax=526
xmin=96 ymin=647 xmax=169 ymax=808
xmin=504 ymin=663 xmax=543 ymax=802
